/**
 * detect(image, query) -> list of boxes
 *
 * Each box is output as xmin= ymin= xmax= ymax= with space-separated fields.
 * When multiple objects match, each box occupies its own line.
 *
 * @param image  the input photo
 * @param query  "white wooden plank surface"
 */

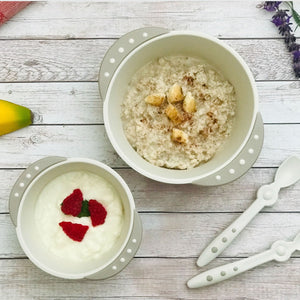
xmin=0 ymin=81 xmax=299 ymax=124
xmin=0 ymin=258 xmax=299 ymax=300
xmin=0 ymin=124 xmax=299 ymax=168
xmin=0 ymin=1 xmax=299 ymax=299
xmin=1 ymin=168 xmax=300 ymax=213
xmin=0 ymin=1 xmax=298 ymax=39
xmin=0 ymin=39 xmax=296 ymax=82
xmin=1 ymin=213 xmax=299 ymax=259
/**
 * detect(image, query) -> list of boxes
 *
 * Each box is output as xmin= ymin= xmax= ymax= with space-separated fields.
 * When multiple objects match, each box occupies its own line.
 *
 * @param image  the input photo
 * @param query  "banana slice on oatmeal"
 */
xmin=172 ymin=128 xmax=188 ymax=144
xmin=168 ymin=83 xmax=184 ymax=103
xmin=183 ymin=92 xmax=196 ymax=113
xmin=165 ymin=103 xmax=183 ymax=124
xmin=145 ymin=93 xmax=166 ymax=106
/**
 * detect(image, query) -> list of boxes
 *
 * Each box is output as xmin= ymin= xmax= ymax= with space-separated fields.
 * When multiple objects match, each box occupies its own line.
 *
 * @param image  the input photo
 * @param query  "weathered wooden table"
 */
xmin=0 ymin=1 xmax=299 ymax=299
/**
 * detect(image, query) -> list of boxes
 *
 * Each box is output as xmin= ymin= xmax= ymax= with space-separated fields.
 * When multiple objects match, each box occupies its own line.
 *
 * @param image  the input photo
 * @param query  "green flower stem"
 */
xmin=287 ymin=1 xmax=300 ymax=30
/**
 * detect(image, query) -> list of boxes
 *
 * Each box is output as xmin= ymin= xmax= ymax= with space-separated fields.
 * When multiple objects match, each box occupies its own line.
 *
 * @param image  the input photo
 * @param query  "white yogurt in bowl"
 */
xmin=35 ymin=171 xmax=124 ymax=261
xmin=13 ymin=157 xmax=140 ymax=279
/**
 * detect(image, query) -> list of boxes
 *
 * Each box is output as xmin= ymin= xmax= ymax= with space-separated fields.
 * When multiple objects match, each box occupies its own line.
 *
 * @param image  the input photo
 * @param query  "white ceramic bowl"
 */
xmin=9 ymin=156 xmax=142 ymax=279
xmin=100 ymin=27 xmax=264 ymax=186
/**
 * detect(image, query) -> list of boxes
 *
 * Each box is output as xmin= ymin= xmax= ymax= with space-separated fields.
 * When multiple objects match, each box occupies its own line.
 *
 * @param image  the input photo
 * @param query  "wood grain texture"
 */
xmin=0 ymin=39 xmax=114 ymax=82
xmin=0 ymin=124 xmax=299 ymax=168
xmin=0 ymin=258 xmax=299 ymax=299
xmin=1 ymin=212 xmax=299 ymax=259
xmin=0 ymin=81 xmax=299 ymax=124
xmin=0 ymin=2 xmax=299 ymax=299
xmin=0 ymin=1 xmax=298 ymax=39
xmin=258 ymin=81 xmax=300 ymax=124
xmin=0 ymin=125 xmax=124 ymax=168
xmin=0 ymin=82 xmax=102 ymax=124
xmin=1 ymin=168 xmax=300 ymax=214
xmin=0 ymin=39 xmax=297 ymax=82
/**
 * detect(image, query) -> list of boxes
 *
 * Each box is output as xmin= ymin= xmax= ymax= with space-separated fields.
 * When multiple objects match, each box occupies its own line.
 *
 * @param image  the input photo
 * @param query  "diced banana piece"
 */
xmin=172 ymin=128 xmax=188 ymax=144
xmin=145 ymin=93 xmax=165 ymax=106
xmin=165 ymin=104 xmax=183 ymax=124
xmin=167 ymin=83 xmax=184 ymax=103
xmin=183 ymin=92 xmax=196 ymax=113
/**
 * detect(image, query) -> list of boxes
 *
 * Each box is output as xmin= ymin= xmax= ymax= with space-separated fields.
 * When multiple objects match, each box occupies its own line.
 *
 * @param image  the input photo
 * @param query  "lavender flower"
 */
xmin=272 ymin=11 xmax=291 ymax=26
xmin=263 ymin=2 xmax=300 ymax=78
xmin=272 ymin=9 xmax=289 ymax=19
xmin=263 ymin=1 xmax=281 ymax=11
xmin=293 ymin=61 xmax=300 ymax=77
xmin=271 ymin=16 xmax=285 ymax=26
xmin=284 ymin=32 xmax=296 ymax=44
xmin=293 ymin=50 xmax=300 ymax=62
xmin=289 ymin=42 xmax=300 ymax=52
xmin=278 ymin=22 xmax=293 ymax=35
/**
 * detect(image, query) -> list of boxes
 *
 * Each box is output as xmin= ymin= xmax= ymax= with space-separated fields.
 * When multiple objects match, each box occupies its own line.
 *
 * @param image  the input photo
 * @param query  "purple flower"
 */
xmin=288 ymin=42 xmax=300 ymax=52
xmin=293 ymin=50 xmax=300 ymax=63
xmin=271 ymin=17 xmax=285 ymax=26
xmin=272 ymin=14 xmax=291 ymax=26
xmin=273 ymin=9 xmax=289 ymax=18
xmin=263 ymin=1 xmax=281 ymax=12
xmin=278 ymin=23 xmax=292 ymax=35
xmin=263 ymin=2 xmax=300 ymax=78
xmin=293 ymin=61 xmax=300 ymax=77
xmin=284 ymin=33 xmax=296 ymax=45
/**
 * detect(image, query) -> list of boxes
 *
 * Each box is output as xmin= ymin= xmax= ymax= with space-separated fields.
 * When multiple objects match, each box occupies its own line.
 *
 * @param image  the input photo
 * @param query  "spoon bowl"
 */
xmin=294 ymin=232 xmax=300 ymax=250
xmin=274 ymin=156 xmax=300 ymax=188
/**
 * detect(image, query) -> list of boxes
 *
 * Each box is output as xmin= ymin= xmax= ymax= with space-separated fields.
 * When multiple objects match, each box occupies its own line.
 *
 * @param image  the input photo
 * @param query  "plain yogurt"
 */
xmin=35 ymin=171 xmax=124 ymax=261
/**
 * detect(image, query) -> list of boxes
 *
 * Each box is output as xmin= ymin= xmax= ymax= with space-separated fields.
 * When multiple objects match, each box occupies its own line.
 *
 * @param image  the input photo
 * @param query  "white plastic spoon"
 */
xmin=188 ymin=232 xmax=300 ymax=288
xmin=197 ymin=156 xmax=300 ymax=267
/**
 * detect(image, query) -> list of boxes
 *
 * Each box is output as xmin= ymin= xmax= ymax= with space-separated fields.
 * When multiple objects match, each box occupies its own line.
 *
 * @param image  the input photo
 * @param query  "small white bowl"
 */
xmin=99 ymin=27 xmax=264 ymax=186
xmin=9 ymin=156 xmax=142 ymax=279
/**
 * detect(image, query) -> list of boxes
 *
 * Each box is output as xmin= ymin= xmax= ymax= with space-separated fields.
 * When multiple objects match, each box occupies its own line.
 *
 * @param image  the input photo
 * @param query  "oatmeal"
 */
xmin=121 ymin=56 xmax=236 ymax=169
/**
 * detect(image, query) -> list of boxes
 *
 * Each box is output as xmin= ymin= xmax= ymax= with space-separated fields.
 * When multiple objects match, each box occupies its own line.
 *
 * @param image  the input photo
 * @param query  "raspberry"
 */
xmin=61 ymin=189 xmax=83 ymax=216
xmin=88 ymin=199 xmax=107 ymax=227
xmin=59 ymin=221 xmax=89 ymax=242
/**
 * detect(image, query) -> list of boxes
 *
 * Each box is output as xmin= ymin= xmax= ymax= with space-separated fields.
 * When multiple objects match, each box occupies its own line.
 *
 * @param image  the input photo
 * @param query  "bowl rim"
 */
xmin=103 ymin=30 xmax=259 ymax=184
xmin=16 ymin=157 xmax=135 ymax=279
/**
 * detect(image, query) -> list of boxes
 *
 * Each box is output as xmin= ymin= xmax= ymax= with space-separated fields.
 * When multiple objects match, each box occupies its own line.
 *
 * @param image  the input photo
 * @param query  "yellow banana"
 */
xmin=0 ymin=99 xmax=33 ymax=136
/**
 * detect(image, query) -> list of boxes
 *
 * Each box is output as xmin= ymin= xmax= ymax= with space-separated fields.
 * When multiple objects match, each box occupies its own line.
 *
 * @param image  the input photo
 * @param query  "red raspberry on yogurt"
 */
xmin=59 ymin=221 xmax=89 ymax=242
xmin=88 ymin=199 xmax=107 ymax=227
xmin=61 ymin=189 xmax=83 ymax=217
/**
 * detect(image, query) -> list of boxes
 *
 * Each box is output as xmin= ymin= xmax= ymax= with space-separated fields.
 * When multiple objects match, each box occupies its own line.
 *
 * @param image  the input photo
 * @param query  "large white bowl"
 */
xmin=100 ymin=28 xmax=264 ymax=185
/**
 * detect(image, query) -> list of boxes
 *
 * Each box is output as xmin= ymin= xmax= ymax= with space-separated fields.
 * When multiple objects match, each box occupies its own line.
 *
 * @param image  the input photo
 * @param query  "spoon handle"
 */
xmin=188 ymin=249 xmax=275 ymax=288
xmin=197 ymin=198 xmax=265 ymax=267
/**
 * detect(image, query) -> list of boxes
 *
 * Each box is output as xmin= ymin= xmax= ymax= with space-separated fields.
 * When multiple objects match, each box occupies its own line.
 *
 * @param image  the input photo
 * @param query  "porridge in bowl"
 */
xmin=121 ymin=55 xmax=236 ymax=170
